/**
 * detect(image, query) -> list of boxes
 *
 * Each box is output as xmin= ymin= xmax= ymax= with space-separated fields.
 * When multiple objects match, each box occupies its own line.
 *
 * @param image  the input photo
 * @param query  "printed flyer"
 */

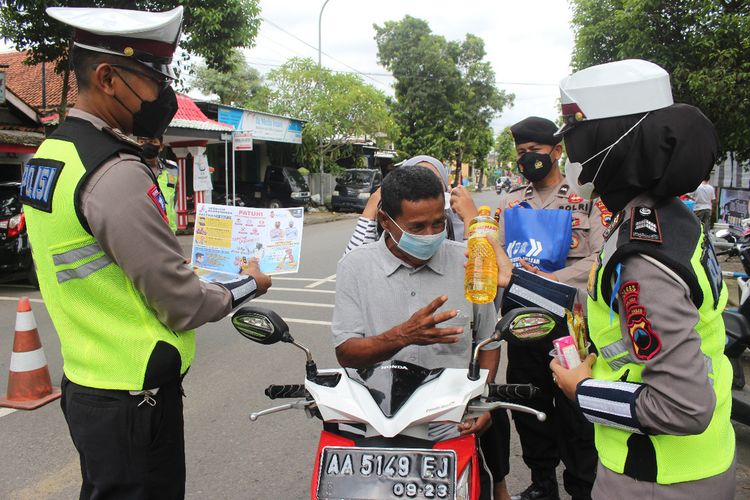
xmin=192 ymin=203 xmax=304 ymax=277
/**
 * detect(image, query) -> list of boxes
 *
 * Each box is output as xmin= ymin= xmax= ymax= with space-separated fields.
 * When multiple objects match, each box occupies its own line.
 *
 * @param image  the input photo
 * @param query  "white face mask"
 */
xmin=564 ymin=112 xmax=651 ymax=201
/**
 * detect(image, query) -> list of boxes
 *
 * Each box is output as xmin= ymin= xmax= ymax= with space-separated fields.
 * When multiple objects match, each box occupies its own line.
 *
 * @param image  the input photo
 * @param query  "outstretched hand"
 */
xmin=390 ymin=295 xmax=463 ymax=347
xmin=519 ymin=259 xmax=558 ymax=282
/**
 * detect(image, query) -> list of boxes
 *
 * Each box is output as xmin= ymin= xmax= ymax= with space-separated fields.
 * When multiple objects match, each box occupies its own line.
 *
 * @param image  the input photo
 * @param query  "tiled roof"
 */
xmin=0 ymin=51 xmax=77 ymax=112
xmin=0 ymin=51 xmax=231 ymax=132
xmin=172 ymin=94 xmax=232 ymax=131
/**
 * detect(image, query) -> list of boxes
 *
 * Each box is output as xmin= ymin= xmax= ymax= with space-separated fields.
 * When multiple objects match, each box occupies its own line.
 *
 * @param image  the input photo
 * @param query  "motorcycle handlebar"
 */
xmin=487 ymin=383 xmax=538 ymax=401
xmin=265 ymin=384 xmax=308 ymax=400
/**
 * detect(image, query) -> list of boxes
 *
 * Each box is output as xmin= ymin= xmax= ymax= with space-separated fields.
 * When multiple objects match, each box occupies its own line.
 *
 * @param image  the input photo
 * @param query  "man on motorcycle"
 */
xmin=332 ymin=164 xmax=513 ymax=498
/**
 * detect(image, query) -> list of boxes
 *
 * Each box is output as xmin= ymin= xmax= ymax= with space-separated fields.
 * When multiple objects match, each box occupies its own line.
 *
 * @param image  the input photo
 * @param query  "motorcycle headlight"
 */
xmin=357 ymin=192 xmax=371 ymax=200
xmin=455 ymin=462 xmax=471 ymax=500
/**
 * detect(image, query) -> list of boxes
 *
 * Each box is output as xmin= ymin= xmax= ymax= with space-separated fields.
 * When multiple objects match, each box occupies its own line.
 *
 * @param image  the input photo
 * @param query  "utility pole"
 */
xmin=318 ymin=0 xmax=330 ymax=178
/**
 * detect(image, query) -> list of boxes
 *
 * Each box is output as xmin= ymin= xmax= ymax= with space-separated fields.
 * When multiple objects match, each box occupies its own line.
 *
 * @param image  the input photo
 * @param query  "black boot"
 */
xmin=510 ymin=478 xmax=560 ymax=500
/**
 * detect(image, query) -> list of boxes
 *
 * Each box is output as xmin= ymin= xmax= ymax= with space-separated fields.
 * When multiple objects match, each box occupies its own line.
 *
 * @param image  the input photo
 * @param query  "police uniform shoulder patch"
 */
xmin=102 ymin=127 xmax=141 ymax=148
xmin=630 ymin=206 xmax=662 ymax=243
xmin=20 ymin=158 xmax=65 ymax=213
xmin=603 ymin=211 xmax=623 ymax=240
xmin=619 ymin=281 xmax=661 ymax=360
xmin=147 ymin=184 xmax=169 ymax=224
xmin=595 ymin=199 xmax=613 ymax=227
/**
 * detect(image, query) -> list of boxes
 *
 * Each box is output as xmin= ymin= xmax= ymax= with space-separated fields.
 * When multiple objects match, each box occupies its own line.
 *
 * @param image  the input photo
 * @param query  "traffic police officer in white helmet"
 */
xmin=551 ymin=59 xmax=735 ymax=499
xmin=21 ymin=6 xmax=272 ymax=498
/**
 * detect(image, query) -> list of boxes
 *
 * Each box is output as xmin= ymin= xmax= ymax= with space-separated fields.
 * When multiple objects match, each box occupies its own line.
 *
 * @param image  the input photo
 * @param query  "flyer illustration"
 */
xmin=191 ymin=203 xmax=304 ymax=277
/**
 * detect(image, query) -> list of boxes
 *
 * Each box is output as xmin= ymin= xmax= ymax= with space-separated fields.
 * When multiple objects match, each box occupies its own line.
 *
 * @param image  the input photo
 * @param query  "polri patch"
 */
xmin=596 ymin=199 xmax=612 ymax=227
xmin=630 ymin=206 xmax=662 ymax=243
xmin=619 ymin=281 xmax=661 ymax=360
xmin=147 ymin=184 xmax=169 ymax=224
xmin=20 ymin=159 xmax=65 ymax=212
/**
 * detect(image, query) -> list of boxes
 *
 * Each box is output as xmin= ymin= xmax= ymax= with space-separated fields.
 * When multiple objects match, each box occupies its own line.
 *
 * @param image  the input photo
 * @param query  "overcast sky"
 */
xmin=233 ymin=0 xmax=575 ymax=133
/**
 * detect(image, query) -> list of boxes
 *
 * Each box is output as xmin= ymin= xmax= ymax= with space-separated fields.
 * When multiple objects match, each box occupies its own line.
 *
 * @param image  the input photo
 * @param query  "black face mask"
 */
xmin=517 ymin=151 xmax=553 ymax=183
xmin=141 ymin=143 xmax=160 ymax=160
xmin=112 ymin=68 xmax=178 ymax=138
xmin=132 ymin=86 xmax=178 ymax=139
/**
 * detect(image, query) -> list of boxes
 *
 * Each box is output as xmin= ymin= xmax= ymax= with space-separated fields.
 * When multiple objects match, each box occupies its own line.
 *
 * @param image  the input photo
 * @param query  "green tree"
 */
xmin=192 ymin=49 xmax=268 ymax=110
xmin=264 ymin=57 xmax=398 ymax=172
xmin=374 ymin=16 xmax=513 ymax=185
xmin=0 ymin=0 xmax=261 ymax=113
xmin=570 ymin=0 xmax=750 ymax=161
xmin=494 ymin=126 xmax=516 ymax=172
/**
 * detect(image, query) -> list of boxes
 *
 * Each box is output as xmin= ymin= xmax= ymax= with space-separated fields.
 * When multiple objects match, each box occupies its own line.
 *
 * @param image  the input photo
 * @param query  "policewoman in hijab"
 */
xmin=550 ymin=59 xmax=735 ymax=499
xmin=20 ymin=6 xmax=271 ymax=498
xmin=344 ymin=155 xmax=465 ymax=254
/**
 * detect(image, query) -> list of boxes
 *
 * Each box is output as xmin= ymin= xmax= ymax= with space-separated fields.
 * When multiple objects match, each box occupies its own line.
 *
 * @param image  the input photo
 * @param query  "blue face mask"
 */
xmin=387 ymin=215 xmax=447 ymax=261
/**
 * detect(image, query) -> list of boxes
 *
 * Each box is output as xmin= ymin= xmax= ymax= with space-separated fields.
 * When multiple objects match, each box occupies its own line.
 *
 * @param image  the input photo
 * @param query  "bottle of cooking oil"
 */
xmin=465 ymin=205 xmax=499 ymax=304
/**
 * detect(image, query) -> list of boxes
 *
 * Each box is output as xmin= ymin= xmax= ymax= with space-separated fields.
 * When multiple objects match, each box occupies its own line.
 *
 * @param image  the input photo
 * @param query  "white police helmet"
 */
xmin=555 ymin=59 xmax=674 ymax=135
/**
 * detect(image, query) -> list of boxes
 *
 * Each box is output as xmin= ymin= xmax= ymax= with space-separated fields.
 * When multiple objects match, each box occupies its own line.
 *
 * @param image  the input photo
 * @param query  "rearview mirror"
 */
xmin=495 ymin=307 xmax=557 ymax=343
xmin=232 ymin=306 xmax=291 ymax=345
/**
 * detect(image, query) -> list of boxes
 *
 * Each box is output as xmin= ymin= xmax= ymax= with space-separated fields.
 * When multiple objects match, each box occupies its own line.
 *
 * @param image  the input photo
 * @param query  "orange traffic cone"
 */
xmin=0 ymin=297 xmax=61 ymax=410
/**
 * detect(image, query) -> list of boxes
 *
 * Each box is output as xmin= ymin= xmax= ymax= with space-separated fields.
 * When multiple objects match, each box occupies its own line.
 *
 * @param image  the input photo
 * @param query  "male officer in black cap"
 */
xmin=20 ymin=6 xmax=271 ymax=498
xmin=452 ymin=116 xmax=602 ymax=500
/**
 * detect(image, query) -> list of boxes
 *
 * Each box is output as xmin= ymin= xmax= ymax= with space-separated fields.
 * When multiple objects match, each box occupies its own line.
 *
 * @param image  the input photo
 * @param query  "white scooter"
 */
xmin=232 ymin=306 xmax=554 ymax=500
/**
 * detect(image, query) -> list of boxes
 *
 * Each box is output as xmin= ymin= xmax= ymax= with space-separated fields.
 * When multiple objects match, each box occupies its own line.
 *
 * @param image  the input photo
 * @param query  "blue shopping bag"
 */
xmin=504 ymin=203 xmax=573 ymax=273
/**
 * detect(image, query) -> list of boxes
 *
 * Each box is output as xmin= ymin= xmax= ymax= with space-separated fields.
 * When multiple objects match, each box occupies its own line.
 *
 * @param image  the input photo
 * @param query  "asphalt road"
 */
xmin=0 ymin=189 xmax=748 ymax=499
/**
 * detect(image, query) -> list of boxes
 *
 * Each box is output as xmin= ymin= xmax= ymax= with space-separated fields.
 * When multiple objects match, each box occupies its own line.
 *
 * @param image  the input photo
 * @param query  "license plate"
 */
xmin=316 ymin=447 xmax=455 ymax=500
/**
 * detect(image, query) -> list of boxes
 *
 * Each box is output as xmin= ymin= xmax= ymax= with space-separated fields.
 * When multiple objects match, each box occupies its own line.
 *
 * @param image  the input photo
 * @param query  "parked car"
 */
xmin=331 ymin=169 xmax=383 ymax=212
xmin=214 ymin=166 xmax=310 ymax=209
xmin=0 ymin=182 xmax=36 ymax=287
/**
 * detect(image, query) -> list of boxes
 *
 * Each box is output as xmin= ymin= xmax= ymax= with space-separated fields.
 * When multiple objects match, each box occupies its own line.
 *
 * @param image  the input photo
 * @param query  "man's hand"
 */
xmin=550 ymin=354 xmax=596 ymax=400
xmin=241 ymin=258 xmax=272 ymax=297
xmin=450 ymin=186 xmax=479 ymax=224
xmin=519 ymin=259 xmax=558 ymax=281
xmin=361 ymin=187 xmax=382 ymax=219
xmin=457 ymin=412 xmax=492 ymax=436
xmin=485 ymin=236 xmax=513 ymax=288
xmin=389 ymin=295 xmax=463 ymax=347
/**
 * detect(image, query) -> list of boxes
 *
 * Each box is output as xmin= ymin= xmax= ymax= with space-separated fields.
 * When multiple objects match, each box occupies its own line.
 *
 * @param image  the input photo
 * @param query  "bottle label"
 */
xmin=468 ymin=221 xmax=498 ymax=238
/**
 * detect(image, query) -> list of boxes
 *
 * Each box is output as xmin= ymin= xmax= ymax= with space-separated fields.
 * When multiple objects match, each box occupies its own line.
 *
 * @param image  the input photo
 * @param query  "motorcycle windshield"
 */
xmin=346 ymin=361 xmax=444 ymax=418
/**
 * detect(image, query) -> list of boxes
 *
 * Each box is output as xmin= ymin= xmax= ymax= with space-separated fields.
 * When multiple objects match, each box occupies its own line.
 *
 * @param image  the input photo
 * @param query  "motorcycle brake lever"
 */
xmin=467 ymin=401 xmax=547 ymax=422
xmin=249 ymin=399 xmax=314 ymax=421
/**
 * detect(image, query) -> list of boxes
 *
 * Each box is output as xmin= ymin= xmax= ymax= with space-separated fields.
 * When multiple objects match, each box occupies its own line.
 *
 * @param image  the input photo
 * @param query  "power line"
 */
xmin=260 ymin=16 xmax=391 ymax=90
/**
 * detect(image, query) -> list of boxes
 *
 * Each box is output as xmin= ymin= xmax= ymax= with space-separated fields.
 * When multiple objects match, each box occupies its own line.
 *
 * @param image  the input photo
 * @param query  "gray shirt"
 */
xmin=332 ymin=235 xmax=498 ymax=370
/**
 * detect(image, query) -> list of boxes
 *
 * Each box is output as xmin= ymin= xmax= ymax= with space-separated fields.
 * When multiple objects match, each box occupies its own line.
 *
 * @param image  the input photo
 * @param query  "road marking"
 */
xmin=253 ymin=299 xmax=334 ymax=308
xmin=272 ymin=277 xmax=332 ymax=282
xmin=306 ymin=273 xmax=336 ymax=288
xmin=269 ymin=287 xmax=335 ymax=294
xmin=0 ymin=296 xmax=44 ymax=304
xmin=9 ymin=457 xmax=80 ymax=498
xmin=283 ymin=318 xmax=332 ymax=326
xmin=0 ymin=407 xmax=17 ymax=418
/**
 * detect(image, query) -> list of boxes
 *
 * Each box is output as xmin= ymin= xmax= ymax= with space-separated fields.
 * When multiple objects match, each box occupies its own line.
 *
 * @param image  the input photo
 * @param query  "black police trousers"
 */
xmin=61 ymin=376 xmax=185 ymax=500
xmin=506 ymin=342 xmax=597 ymax=500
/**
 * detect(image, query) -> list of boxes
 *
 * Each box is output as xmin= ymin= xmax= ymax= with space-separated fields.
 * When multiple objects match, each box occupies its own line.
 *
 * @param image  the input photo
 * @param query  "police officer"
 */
xmin=137 ymin=136 xmax=179 ymax=233
xmin=452 ymin=118 xmax=603 ymax=500
xmin=21 ymin=7 xmax=272 ymax=498
xmin=551 ymin=59 xmax=736 ymax=499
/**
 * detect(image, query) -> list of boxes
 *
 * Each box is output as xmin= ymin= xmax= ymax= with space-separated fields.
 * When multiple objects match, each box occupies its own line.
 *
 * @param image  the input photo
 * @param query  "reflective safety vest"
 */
xmin=587 ymin=198 xmax=734 ymax=484
xmin=157 ymin=161 xmax=178 ymax=233
xmin=20 ymin=117 xmax=195 ymax=391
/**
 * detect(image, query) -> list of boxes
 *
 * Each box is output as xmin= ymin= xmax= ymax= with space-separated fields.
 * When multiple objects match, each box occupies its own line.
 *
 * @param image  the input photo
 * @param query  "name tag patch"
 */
xmin=147 ymin=184 xmax=169 ymax=224
xmin=20 ymin=159 xmax=65 ymax=212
